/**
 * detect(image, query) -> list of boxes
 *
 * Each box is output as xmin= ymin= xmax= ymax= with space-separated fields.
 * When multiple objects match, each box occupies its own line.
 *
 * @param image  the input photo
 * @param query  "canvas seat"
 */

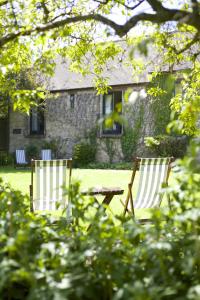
xmin=123 ymin=157 xmax=174 ymax=221
xmin=41 ymin=149 xmax=52 ymax=160
xmin=15 ymin=149 xmax=28 ymax=167
xmin=30 ymin=159 xmax=72 ymax=220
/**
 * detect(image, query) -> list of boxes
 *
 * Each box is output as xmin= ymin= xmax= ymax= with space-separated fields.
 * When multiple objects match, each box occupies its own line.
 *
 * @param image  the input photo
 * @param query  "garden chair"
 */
xmin=41 ymin=149 xmax=52 ymax=160
xmin=123 ymin=157 xmax=174 ymax=222
xmin=30 ymin=159 xmax=72 ymax=221
xmin=15 ymin=149 xmax=28 ymax=168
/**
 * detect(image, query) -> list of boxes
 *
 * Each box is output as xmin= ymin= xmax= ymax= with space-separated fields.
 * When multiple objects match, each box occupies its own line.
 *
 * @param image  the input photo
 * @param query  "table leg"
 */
xmin=102 ymin=193 xmax=114 ymax=206
xmin=87 ymin=193 xmax=115 ymax=231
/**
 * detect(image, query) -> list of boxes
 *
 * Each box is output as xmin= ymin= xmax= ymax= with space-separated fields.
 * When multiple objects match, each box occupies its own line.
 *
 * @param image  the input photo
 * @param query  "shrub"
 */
xmin=25 ymin=144 xmax=39 ymax=162
xmin=73 ymin=142 xmax=96 ymax=167
xmin=145 ymin=134 xmax=190 ymax=158
xmin=0 ymin=140 xmax=199 ymax=299
xmin=0 ymin=151 xmax=14 ymax=166
xmin=87 ymin=162 xmax=132 ymax=170
xmin=42 ymin=139 xmax=58 ymax=158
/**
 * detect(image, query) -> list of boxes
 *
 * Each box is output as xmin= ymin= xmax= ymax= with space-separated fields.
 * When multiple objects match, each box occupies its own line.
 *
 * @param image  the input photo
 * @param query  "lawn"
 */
xmin=0 ymin=167 xmax=133 ymax=216
xmin=0 ymin=166 xmax=173 ymax=217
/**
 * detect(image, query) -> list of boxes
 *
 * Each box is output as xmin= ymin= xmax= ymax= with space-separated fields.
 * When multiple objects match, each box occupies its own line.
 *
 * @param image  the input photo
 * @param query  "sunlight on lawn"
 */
xmin=0 ymin=167 xmax=174 ymax=218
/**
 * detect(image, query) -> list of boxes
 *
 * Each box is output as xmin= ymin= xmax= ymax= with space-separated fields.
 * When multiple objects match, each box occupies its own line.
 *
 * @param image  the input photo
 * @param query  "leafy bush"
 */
xmin=145 ymin=134 xmax=190 ymax=157
xmin=0 ymin=140 xmax=199 ymax=299
xmin=42 ymin=139 xmax=58 ymax=158
xmin=25 ymin=144 xmax=39 ymax=162
xmin=87 ymin=162 xmax=132 ymax=170
xmin=121 ymin=104 xmax=144 ymax=162
xmin=0 ymin=151 xmax=14 ymax=166
xmin=73 ymin=142 xmax=96 ymax=167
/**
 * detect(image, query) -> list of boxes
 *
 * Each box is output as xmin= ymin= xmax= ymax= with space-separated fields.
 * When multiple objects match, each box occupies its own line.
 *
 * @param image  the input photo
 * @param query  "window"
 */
xmin=30 ymin=106 xmax=44 ymax=135
xmin=70 ymin=94 xmax=75 ymax=109
xmin=102 ymin=91 xmax=122 ymax=135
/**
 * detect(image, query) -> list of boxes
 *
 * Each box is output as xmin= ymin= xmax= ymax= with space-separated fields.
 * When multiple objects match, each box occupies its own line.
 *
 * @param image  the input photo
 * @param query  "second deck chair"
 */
xmin=41 ymin=149 xmax=52 ymax=160
xmin=123 ymin=157 xmax=174 ymax=222
xmin=15 ymin=149 xmax=28 ymax=167
xmin=30 ymin=159 xmax=72 ymax=221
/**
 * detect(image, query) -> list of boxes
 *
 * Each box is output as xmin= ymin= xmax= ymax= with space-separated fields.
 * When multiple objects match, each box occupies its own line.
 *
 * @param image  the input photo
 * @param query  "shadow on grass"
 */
xmin=0 ymin=166 xmax=30 ymax=174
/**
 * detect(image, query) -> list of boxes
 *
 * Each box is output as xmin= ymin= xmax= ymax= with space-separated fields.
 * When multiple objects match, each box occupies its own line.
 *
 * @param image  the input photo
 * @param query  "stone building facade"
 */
xmin=4 ymin=38 xmax=192 ymax=162
xmin=9 ymin=83 xmax=156 ymax=162
xmin=8 ymin=41 xmax=180 ymax=162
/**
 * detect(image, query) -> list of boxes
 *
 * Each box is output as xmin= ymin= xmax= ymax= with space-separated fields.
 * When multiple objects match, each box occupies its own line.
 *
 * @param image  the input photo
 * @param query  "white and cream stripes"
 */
xmin=133 ymin=158 xmax=170 ymax=209
xmin=33 ymin=160 xmax=69 ymax=211
xmin=41 ymin=149 xmax=52 ymax=160
xmin=16 ymin=149 xmax=28 ymax=165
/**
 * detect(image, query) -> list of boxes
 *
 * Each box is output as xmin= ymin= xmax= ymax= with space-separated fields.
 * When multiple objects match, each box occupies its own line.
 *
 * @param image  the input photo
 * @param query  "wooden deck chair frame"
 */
xmin=29 ymin=159 xmax=72 ymax=215
xmin=41 ymin=149 xmax=52 ymax=160
xmin=15 ymin=149 xmax=28 ymax=168
xmin=123 ymin=157 xmax=174 ymax=222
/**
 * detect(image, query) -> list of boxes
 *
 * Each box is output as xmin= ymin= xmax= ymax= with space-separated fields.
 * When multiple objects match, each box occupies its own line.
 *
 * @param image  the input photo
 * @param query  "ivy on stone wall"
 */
xmin=103 ymin=138 xmax=116 ymax=164
xmin=121 ymin=103 xmax=144 ymax=162
xmin=148 ymin=73 xmax=175 ymax=135
xmin=73 ymin=127 xmax=98 ymax=167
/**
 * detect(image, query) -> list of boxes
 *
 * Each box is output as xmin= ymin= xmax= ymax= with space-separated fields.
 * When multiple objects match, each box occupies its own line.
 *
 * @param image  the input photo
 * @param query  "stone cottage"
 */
xmin=3 ymin=41 xmax=184 ymax=162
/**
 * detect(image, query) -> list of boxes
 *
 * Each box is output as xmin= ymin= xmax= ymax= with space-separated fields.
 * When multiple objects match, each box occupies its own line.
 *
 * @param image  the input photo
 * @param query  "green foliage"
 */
xmin=25 ymin=144 xmax=39 ymax=162
xmin=0 ymin=139 xmax=200 ymax=299
xmin=73 ymin=127 xmax=98 ymax=167
xmin=169 ymin=67 xmax=200 ymax=136
xmin=87 ymin=126 xmax=98 ymax=149
xmin=0 ymin=46 xmax=46 ymax=113
xmin=87 ymin=162 xmax=132 ymax=170
xmin=103 ymin=139 xmax=115 ymax=164
xmin=0 ymin=152 xmax=14 ymax=166
xmin=73 ymin=142 xmax=96 ymax=167
xmin=145 ymin=135 xmax=190 ymax=158
xmin=148 ymin=73 xmax=175 ymax=135
xmin=121 ymin=104 xmax=144 ymax=162
xmin=42 ymin=139 xmax=59 ymax=158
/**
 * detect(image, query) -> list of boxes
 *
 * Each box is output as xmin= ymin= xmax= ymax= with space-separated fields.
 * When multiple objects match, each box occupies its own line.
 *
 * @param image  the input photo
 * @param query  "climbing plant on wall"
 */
xmin=121 ymin=103 xmax=144 ymax=162
xmin=148 ymin=73 xmax=175 ymax=135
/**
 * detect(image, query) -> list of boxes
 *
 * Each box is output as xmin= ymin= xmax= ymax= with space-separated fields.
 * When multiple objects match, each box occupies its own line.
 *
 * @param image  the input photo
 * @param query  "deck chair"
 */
xmin=41 ymin=149 xmax=52 ymax=160
xmin=30 ymin=159 xmax=72 ymax=221
xmin=123 ymin=157 xmax=174 ymax=222
xmin=15 ymin=149 xmax=28 ymax=167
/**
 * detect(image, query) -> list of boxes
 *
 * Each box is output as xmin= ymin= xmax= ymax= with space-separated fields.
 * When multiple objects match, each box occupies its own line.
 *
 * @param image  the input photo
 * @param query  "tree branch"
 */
xmin=0 ymin=3 xmax=200 ymax=48
xmin=0 ymin=0 xmax=8 ymax=6
xmin=146 ymin=0 xmax=163 ymax=12
xmin=116 ymin=0 xmax=145 ymax=10
xmin=177 ymin=33 xmax=200 ymax=55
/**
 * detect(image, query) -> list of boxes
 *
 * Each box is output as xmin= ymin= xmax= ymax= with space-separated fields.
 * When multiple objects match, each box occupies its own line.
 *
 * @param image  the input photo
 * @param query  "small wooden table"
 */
xmin=81 ymin=187 xmax=124 ymax=230
xmin=81 ymin=187 xmax=124 ymax=206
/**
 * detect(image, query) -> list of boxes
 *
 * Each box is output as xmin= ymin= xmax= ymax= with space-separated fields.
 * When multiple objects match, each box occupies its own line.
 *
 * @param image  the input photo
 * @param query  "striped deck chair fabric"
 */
xmin=41 ymin=149 xmax=52 ymax=160
xmin=124 ymin=157 xmax=173 ymax=216
xmin=30 ymin=159 xmax=72 ymax=219
xmin=16 ymin=149 xmax=28 ymax=165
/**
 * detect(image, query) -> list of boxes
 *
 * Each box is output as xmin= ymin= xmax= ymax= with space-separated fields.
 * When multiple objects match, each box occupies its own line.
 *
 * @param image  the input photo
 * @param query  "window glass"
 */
xmin=104 ymin=94 xmax=113 ymax=115
xmin=102 ymin=91 xmax=122 ymax=135
xmin=30 ymin=106 xmax=44 ymax=135
xmin=70 ymin=94 xmax=75 ymax=109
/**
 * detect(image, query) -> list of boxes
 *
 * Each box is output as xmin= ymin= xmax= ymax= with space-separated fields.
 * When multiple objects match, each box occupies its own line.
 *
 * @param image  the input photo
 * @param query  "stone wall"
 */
xmin=9 ymin=110 xmax=44 ymax=153
xmin=9 ymin=86 xmax=155 ymax=162
xmin=46 ymin=91 xmax=100 ymax=158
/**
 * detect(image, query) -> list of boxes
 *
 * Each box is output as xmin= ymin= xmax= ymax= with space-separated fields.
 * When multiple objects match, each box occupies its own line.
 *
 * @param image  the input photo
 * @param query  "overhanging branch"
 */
xmin=0 ymin=3 xmax=200 ymax=48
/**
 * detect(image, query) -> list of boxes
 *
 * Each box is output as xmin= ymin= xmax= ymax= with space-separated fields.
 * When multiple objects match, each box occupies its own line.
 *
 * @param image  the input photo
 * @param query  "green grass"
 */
xmin=0 ymin=167 xmax=133 ymax=215
xmin=0 ymin=166 xmax=174 ymax=217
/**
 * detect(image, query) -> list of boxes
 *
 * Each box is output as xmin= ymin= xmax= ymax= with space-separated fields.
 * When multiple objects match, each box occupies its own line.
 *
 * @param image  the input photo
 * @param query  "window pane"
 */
xmin=31 ymin=109 xmax=38 ymax=132
xmin=30 ymin=106 xmax=44 ymax=135
xmin=102 ymin=91 xmax=122 ymax=135
xmin=70 ymin=94 xmax=75 ymax=109
xmin=104 ymin=94 xmax=113 ymax=115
